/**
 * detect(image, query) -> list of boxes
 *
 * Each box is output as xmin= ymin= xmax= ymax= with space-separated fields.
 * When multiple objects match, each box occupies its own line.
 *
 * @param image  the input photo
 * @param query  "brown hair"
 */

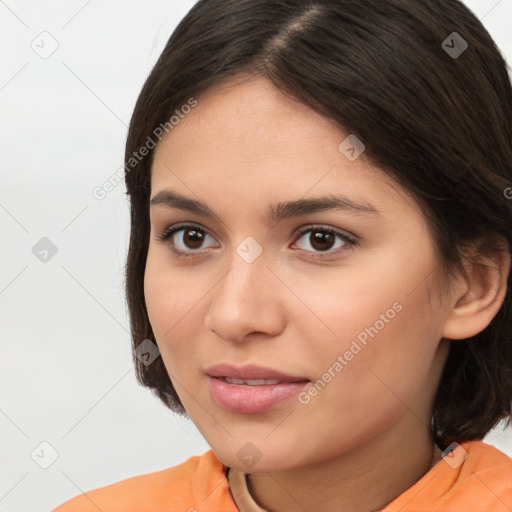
xmin=124 ymin=0 xmax=512 ymax=450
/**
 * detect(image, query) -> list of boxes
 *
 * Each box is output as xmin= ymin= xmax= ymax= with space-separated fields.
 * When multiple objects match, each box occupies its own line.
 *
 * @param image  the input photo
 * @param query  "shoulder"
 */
xmin=385 ymin=440 xmax=512 ymax=512
xmin=50 ymin=449 xmax=238 ymax=512
xmin=461 ymin=438 xmax=512 ymax=468
xmin=454 ymin=439 xmax=512 ymax=503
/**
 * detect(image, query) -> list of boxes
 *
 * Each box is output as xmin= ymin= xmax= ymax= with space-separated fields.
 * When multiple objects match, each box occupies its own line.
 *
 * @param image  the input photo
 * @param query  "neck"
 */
xmin=246 ymin=422 xmax=441 ymax=512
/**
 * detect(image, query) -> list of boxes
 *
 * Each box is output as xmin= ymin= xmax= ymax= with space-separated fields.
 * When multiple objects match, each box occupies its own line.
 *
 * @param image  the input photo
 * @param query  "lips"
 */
xmin=222 ymin=377 xmax=282 ymax=385
xmin=205 ymin=363 xmax=309 ymax=383
xmin=209 ymin=377 xmax=309 ymax=413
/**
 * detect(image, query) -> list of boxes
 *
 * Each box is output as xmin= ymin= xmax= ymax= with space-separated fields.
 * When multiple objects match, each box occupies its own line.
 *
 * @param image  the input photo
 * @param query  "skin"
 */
xmin=144 ymin=73 xmax=509 ymax=512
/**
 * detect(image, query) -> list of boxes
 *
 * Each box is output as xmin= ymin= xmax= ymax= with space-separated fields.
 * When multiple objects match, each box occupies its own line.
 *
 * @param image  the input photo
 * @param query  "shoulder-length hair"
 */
xmin=124 ymin=0 xmax=512 ymax=450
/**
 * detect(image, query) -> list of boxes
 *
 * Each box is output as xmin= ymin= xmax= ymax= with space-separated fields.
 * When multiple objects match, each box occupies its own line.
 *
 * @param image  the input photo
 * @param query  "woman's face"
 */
xmin=145 ymin=74 xmax=453 ymax=472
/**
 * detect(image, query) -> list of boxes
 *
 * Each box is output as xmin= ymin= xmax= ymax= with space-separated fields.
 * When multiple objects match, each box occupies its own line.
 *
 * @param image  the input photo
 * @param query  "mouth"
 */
xmin=205 ymin=363 xmax=310 ymax=383
xmin=205 ymin=364 xmax=310 ymax=414
xmin=217 ymin=377 xmax=300 ymax=386
xmin=208 ymin=377 xmax=310 ymax=414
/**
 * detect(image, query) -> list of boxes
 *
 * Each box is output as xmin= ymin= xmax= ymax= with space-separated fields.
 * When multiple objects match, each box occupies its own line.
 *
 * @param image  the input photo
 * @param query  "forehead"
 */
xmin=150 ymin=74 xmax=422 ymax=223
xmin=155 ymin=74 xmax=350 ymax=163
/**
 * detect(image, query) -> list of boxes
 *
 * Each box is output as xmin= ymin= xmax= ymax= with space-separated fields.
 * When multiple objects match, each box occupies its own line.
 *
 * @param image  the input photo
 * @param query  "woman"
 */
xmin=52 ymin=0 xmax=512 ymax=510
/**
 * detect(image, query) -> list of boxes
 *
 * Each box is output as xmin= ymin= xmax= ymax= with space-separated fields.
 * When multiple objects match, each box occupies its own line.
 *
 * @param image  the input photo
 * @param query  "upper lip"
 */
xmin=205 ymin=364 xmax=309 ymax=382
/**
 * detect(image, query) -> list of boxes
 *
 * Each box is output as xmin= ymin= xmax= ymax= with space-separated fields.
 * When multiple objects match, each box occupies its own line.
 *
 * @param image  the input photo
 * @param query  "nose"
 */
xmin=204 ymin=248 xmax=286 ymax=343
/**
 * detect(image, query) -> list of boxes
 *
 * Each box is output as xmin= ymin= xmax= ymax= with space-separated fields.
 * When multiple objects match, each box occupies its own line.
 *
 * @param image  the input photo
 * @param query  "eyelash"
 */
xmin=155 ymin=222 xmax=358 ymax=260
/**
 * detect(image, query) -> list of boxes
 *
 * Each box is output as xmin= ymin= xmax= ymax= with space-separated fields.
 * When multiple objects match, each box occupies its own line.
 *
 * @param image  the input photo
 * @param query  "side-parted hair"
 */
xmin=124 ymin=0 xmax=512 ymax=449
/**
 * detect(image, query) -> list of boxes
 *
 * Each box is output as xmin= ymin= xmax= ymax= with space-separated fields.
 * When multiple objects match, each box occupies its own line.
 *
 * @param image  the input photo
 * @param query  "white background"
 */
xmin=1 ymin=1 xmax=511 ymax=511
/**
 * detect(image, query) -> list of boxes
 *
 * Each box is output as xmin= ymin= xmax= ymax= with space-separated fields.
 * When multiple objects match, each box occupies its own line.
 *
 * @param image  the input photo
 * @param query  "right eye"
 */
xmin=156 ymin=223 xmax=219 ymax=258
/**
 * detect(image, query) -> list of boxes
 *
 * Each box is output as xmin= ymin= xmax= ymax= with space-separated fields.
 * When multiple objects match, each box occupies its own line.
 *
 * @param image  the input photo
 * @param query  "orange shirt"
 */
xmin=50 ymin=440 xmax=512 ymax=512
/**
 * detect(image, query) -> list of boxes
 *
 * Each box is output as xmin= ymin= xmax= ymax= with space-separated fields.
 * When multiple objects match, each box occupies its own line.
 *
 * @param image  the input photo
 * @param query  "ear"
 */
xmin=441 ymin=241 xmax=510 ymax=340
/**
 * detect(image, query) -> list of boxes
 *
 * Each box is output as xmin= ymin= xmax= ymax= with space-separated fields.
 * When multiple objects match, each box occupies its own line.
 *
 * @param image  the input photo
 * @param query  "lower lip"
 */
xmin=208 ymin=376 xmax=310 ymax=414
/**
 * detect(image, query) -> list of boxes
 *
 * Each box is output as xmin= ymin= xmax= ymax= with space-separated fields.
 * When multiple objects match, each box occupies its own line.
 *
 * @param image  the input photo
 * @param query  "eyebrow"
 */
xmin=149 ymin=189 xmax=382 ymax=222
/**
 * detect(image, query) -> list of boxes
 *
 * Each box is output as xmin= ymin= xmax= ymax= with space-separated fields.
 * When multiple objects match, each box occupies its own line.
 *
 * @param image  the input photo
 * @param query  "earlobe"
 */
xmin=441 ymin=248 xmax=510 ymax=340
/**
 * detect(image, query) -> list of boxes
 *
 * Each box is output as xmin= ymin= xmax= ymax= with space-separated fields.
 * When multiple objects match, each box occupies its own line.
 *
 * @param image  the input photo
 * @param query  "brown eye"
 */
xmin=293 ymin=226 xmax=356 ymax=257
xmin=156 ymin=223 xmax=218 ymax=258
xmin=180 ymin=228 xmax=206 ymax=249
xmin=308 ymin=230 xmax=336 ymax=251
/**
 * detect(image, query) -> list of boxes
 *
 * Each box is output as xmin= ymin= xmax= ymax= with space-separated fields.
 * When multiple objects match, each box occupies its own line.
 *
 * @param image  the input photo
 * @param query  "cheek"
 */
xmin=144 ymin=247 xmax=208 ymax=366
xmin=144 ymin=251 xmax=169 ymax=335
xmin=299 ymin=249 xmax=442 ymax=403
xmin=318 ymin=287 xmax=443 ymax=421
xmin=144 ymin=246 xmax=191 ymax=324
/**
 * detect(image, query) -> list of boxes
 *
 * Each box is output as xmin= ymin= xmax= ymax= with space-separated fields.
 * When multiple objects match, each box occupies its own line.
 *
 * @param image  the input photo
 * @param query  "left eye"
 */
xmin=292 ymin=226 xmax=356 ymax=255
